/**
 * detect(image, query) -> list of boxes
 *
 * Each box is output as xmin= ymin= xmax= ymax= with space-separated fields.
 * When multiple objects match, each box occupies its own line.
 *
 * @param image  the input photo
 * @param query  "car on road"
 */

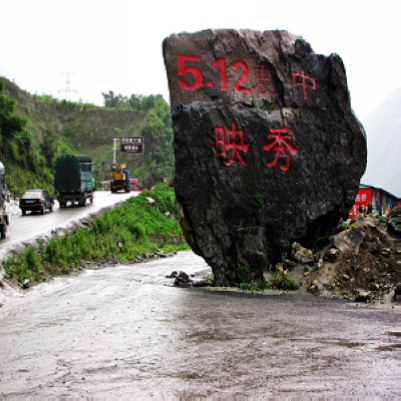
xmin=19 ymin=189 xmax=54 ymax=215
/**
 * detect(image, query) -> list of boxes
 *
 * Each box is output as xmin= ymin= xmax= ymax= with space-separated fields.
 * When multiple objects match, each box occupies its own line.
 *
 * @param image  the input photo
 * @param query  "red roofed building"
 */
xmin=349 ymin=184 xmax=400 ymax=218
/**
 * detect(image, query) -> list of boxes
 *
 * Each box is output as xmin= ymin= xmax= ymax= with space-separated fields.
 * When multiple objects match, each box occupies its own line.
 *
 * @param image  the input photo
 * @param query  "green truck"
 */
xmin=54 ymin=155 xmax=95 ymax=207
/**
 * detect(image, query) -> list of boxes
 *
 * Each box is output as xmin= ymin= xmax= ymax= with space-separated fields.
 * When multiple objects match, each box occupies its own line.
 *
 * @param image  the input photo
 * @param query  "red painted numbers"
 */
xmin=178 ymin=55 xmax=262 ymax=94
xmin=177 ymin=55 xmax=203 ymax=90
xmin=213 ymin=58 xmax=228 ymax=90
xmin=292 ymin=68 xmax=316 ymax=100
xmin=215 ymin=123 xmax=249 ymax=166
xmin=232 ymin=61 xmax=251 ymax=94
xmin=263 ymin=127 xmax=297 ymax=171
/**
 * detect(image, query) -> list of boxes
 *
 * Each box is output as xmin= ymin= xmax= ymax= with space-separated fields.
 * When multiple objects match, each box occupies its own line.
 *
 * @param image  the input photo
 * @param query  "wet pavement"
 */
xmin=1 ymin=191 xmax=138 ymax=251
xmin=0 ymin=251 xmax=399 ymax=398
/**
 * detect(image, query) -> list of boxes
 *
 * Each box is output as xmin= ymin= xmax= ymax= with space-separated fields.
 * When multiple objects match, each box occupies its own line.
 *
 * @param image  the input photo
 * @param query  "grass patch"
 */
xmin=3 ymin=183 xmax=190 ymax=283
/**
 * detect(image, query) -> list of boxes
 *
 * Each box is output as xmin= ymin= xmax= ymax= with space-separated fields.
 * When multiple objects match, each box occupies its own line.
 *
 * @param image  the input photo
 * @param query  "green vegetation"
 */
xmin=253 ymin=192 xmax=264 ymax=212
xmin=101 ymin=91 xmax=175 ymax=188
xmin=261 ymin=98 xmax=276 ymax=111
xmin=204 ymin=274 xmax=214 ymax=282
xmin=239 ymin=264 xmax=251 ymax=289
xmin=336 ymin=274 xmax=347 ymax=290
xmin=0 ymin=78 xmax=43 ymax=195
xmin=238 ymin=264 xmax=269 ymax=291
xmin=3 ymin=183 xmax=190 ymax=283
xmin=271 ymin=271 xmax=300 ymax=290
xmin=1 ymin=78 xmax=175 ymax=196
xmin=311 ymin=232 xmax=330 ymax=252
xmin=0 ymin=78 xmax=81 ymax=196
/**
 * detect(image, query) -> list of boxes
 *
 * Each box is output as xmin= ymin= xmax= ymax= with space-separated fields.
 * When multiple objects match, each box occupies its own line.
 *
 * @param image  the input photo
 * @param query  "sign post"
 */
xmin=120 ymin=137 xmax=144 ymax=154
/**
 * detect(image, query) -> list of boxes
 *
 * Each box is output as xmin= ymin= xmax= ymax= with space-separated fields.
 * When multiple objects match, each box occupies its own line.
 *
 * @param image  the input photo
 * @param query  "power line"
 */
xmin=58 ymin=71 xmax=77 ymax=101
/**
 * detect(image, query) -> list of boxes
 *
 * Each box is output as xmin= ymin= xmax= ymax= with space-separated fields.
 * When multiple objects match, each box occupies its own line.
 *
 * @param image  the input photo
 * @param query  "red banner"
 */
xmin=349 ymin=188 xmax=372 ymax=218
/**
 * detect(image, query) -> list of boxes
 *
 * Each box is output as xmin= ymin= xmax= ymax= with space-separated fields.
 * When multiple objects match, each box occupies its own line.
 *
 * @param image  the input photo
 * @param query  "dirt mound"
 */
xmin=288 ymin=215 xmax=399 ymax=304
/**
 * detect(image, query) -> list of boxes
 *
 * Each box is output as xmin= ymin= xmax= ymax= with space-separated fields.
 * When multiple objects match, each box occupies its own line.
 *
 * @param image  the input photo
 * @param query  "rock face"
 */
xmin=163 ymin=29 xmax=367 ymax=286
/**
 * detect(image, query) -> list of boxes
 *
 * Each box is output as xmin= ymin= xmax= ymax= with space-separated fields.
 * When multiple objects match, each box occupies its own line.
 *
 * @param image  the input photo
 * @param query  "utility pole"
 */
xmin=113 ymin=138 xmax=119 ymax=164
xmin=58 ymin=72 xmax=77 ymax=101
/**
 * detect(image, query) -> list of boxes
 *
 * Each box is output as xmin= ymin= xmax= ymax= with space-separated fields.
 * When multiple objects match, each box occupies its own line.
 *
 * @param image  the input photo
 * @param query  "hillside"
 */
xmin=5 ymin=75 xmax=399 ymax=200
xmin=1 ymin=77 xmax=174 ymax=195
xmin=361 ymin=88 xmax=401 ymax=197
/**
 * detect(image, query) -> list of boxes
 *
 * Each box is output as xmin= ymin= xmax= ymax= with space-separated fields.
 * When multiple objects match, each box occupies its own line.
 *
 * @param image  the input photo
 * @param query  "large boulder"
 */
xmin=163 ymin=29 xmax=367 ymax=286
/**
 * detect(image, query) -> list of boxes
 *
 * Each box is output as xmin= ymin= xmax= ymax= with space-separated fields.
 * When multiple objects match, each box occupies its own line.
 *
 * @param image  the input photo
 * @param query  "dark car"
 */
xmin=19 ymin=189 xmax=54 ymax=215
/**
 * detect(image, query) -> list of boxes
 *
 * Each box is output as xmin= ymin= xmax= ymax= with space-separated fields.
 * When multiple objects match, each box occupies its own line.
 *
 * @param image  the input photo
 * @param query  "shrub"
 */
xmin=239 ymin=264 xmax=251 ymax=285
xmin=271 ymin=272 xmax=300 ymax=290
xmin=25 ymin=246 xmax=39 ymax=269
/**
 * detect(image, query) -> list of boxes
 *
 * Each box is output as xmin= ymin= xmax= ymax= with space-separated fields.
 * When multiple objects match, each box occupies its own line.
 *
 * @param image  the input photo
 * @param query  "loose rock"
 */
xmin=173 ymin=271 xmax=193 ymax=288
xmin=291 ymin=242 xmax=316 ymax=264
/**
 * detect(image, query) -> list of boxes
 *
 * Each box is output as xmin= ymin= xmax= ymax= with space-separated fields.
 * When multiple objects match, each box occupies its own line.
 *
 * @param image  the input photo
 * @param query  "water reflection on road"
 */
xmin=0 ymin=251 xmax=399 ymax=398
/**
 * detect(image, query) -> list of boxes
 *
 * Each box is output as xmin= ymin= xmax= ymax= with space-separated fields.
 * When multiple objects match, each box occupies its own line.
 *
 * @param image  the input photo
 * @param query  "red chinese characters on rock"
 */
xmin=177 ymin=55 xmax=316 ymax=104
xmin=292 ymin=68 xmax=316 ymax=100
xmin=263 ymin=127 xmax=297 ymax=171
xmin=215 ymin=123 xmax=249 ymax=166
xmin=253 ymin=65 xmax=275 ymax=97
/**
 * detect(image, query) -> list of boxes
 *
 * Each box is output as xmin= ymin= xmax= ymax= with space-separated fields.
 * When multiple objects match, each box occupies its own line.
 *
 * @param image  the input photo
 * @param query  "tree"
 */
xmin=40 ymin=129 xmax=58 ymax=168
xmin=127 ymin=94 xmax=143 ymax=110
xmin=102 ymin=90 xmax=129 ymax=108
xmin=0 ymin=78 xmax=31 ymax=164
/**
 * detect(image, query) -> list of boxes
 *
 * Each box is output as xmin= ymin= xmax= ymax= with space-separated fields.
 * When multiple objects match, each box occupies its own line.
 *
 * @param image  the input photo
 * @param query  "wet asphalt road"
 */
xmin=1 ymin=191 xmax=138 ymax=250
xmin=0 ymin=251 xmax=399 ymax=398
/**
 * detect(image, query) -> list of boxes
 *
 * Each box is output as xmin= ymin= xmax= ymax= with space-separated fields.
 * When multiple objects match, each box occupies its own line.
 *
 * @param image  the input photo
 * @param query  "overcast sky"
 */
xmin=1 ymin=0 xmax=400 ymax=123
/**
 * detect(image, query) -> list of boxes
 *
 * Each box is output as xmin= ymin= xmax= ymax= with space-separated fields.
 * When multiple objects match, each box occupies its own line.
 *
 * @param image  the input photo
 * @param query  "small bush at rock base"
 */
xmin=271 ymin=272 xmax=300 ymax=290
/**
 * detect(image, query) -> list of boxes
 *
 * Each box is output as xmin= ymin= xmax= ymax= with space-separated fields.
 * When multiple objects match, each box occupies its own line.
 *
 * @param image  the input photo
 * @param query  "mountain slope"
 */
xmin=1 ymin=77 xmax=174 ymax=193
